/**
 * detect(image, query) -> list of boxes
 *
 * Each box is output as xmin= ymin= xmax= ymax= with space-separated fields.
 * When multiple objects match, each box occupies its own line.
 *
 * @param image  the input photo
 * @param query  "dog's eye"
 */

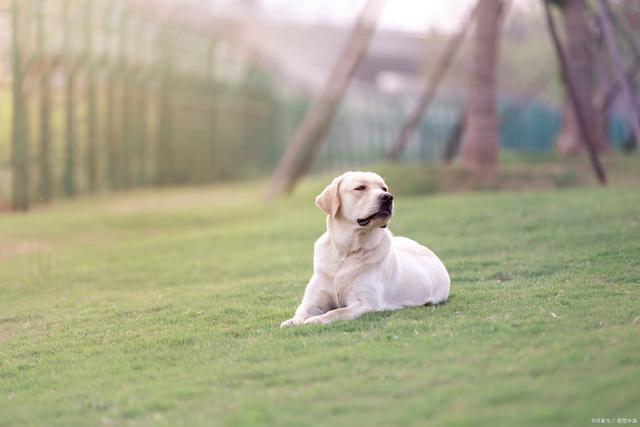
xmin=382 ymin=187 xmax=388 ymax=192
xmin=354 ymin=185 xmax=366 ymax=191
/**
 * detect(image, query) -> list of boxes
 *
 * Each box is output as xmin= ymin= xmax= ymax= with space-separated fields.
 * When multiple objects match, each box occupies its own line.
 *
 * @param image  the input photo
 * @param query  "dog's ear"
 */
xmin=315 ymin=175 xmax=343 ymax=217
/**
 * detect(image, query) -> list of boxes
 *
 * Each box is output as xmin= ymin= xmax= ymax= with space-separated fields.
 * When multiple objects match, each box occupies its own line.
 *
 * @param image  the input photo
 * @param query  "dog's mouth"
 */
xmin=357 ymin=207 xmax=392 ymax=227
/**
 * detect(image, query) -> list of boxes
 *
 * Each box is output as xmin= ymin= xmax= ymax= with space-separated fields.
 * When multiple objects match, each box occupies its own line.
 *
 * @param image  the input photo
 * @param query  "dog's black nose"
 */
xmin=380 ymin=193 xmax=393 ymax=203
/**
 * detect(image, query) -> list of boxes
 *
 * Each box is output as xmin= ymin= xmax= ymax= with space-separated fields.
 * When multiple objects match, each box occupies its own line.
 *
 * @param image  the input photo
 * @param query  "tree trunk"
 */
xmin=460 ymin=0 xmax=504 ymax=172
xmin=555 ymin=0 xmax=607 ymax=155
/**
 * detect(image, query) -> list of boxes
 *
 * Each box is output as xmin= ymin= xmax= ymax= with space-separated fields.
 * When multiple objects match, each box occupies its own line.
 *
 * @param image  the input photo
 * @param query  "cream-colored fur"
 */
xmin=281 ymin=171 xmax=450 ymax=327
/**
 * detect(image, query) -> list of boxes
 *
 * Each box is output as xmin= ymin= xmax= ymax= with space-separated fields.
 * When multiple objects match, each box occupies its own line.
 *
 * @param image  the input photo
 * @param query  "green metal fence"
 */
xmin=0 ymin=0 xmax=418 ymax=212
xmin=0 ymin=0 xmax=295 ymax=211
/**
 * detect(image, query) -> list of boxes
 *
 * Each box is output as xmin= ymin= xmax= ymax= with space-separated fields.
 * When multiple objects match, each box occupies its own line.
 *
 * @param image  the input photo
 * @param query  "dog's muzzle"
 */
xmin=357 ymin=193 xmax=394 ymax=227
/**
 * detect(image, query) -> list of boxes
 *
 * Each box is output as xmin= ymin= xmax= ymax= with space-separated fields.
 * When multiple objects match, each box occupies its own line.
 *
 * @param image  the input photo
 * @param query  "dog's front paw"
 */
xmin=280 ymin=318 xmax=303 ymax=328
xmin=304 ymin=316 xmax=329 ymax=325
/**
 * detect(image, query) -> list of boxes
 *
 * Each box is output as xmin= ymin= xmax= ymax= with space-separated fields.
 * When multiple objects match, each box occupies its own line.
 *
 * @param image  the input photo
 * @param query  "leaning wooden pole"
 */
xmin=600 ymin=54 xmax=640 ymax=114
xmin=596 ymin=0 xmax=640 ymax=153
xmin=266 ymin=0 xmax=384 ymax=200
xmin=543 ymin=0 xmax=607 ymax=185
xmin=386 ymin=2 xmax=479 ymax=161
xmin=442 ymin=108 xmax=467 ymax=164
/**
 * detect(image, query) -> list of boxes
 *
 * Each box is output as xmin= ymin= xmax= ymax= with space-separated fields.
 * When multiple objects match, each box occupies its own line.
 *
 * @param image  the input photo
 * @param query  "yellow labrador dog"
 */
xmin=281 ymin=171 xmax=450 ymax=327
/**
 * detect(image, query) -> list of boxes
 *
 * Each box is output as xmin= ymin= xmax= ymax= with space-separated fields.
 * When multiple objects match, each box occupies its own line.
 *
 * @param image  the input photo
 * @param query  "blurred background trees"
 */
xmin=0 ymin=0 xmax=638 ymax=210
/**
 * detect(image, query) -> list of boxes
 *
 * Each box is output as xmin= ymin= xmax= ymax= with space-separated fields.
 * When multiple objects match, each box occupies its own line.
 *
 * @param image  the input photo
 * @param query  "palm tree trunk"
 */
xmin=555 ymin=0 xmax=608 ymax=155
xmin=460 ymin=0 xmax=504 ymax=172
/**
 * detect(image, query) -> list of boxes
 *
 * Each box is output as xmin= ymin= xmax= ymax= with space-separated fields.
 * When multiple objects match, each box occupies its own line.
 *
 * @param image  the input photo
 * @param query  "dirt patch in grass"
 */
xmin=0 ymin=315 xmax=41 ymax=344
xmin=0 ymin=318 xmax=24 ymax=343
xmin=0 ymin=236 xmax=50 ymax=262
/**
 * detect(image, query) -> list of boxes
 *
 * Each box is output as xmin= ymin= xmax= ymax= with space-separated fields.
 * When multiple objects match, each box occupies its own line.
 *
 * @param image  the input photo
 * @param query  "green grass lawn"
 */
xmin=0 ymin=177 xmax=639 ymax=426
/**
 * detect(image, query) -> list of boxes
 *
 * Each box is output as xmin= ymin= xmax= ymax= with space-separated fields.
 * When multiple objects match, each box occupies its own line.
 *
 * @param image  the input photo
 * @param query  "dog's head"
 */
xmin=315 ymin=171 xmax=393 ymax=228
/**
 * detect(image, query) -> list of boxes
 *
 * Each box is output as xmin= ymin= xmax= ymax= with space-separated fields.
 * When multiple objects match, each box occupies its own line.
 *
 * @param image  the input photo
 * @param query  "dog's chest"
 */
xmin=319 ymin=251 xmax=375 ymax=302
